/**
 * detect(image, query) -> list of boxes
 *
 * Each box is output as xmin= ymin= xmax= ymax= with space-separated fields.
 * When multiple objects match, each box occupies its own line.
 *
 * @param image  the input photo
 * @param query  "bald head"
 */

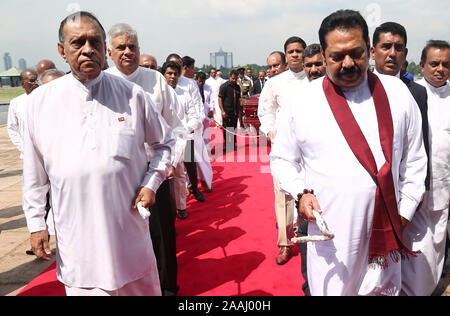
xmin=20 ymin=69 xmax=38 ymax=94
xmin=36 ymin=60 xmax=56 ymax=75
xmin=139 ymin=54 xmax=157 ymax=70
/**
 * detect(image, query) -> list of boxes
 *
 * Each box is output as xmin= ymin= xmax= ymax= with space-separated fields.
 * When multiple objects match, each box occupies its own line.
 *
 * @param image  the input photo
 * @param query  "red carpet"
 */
xmin=18 ymin=128 xmax=304 ymax=296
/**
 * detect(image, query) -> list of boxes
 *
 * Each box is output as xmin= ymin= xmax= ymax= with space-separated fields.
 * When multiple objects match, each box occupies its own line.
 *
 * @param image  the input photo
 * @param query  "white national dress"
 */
xmin=401 ymin=78 xmax=450 ymax=296
xmin=22 ymin=71 xmax=174 ymax=291
xmin=270 ymin=73 xmax=427 ymax=296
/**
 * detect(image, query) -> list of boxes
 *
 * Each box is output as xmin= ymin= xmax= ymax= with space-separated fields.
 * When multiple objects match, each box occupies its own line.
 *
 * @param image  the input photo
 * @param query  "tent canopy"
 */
xmin=0 ymin=67 xmax=21 ymax=77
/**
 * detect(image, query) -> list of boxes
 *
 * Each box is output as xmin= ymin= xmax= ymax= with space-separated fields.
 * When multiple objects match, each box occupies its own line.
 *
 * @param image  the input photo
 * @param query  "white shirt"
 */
xmin=206 ymin=76 xmax=226 ymax=110
xmin=258 ymin=69 xmax=307 ymax=136
xmin=7 ymin=93 xmax=28 ymax=158
xmin=175 ymin=85 xmax=202 ymax=144
xmin=201 ymin=83 xmax=214 ymax=118
xmin=417 ymin=79 xmax=450 ymax=210
xmin=177 ymin=76 xmax=205 ymax=121
xmin=271 ymin=73 xmax=427 ymax=296
xmin=106 ymin=66 xmax=185 ymax=166
xmin=22 ymin=72 xmax=174 ymax=290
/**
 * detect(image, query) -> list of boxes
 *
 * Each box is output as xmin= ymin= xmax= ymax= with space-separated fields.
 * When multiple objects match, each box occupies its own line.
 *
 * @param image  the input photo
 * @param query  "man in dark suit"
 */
xmin=371 ymin=22 xmax=430 ymax=190
xmin=252 ymin=70 xmax=267 ymax=95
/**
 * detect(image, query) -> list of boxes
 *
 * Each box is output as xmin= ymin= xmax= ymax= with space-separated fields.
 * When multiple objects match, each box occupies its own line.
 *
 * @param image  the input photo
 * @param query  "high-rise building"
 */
xmin=210 ymin=48 xmax=233 ymax=69
xmin=18 ymin=58 xmax=27 ymax=70
xmin=3 ymin=53 xmax=12 ymax=71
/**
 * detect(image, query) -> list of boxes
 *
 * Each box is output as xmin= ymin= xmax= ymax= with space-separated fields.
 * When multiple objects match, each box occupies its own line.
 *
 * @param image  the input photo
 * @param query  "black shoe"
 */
xmin=177 ymin=209 xmax=188 ymax=219
xmin=192 ymin=188 xmax=205 ymax=202
xmin=26 ymin=249 xmax=35 ymax=256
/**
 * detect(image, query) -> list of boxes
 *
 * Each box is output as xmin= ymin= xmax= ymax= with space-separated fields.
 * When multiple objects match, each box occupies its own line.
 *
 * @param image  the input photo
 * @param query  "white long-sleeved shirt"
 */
xmin=270 ymin=73 xmax=427 ymax=296
xmin=206 ymin=76 xmax=226 ymax=110
xmin=175 ymin=85 xmax=202 ymax=134
xmin=7 ymin=93 xmax=28 ymax=158
xmin=258 ymin=69 xmax=307 ymax=137
xmin=178 ymin=76 xmax=205 ymax=121
xmin=106 ymin=66 xmax=185 ymax=166
xmin=173 ymin=85 xmax=202 ymax=166
xmin=200 ymin=83 xmax=214 ymax=119
xmin=417 ymin=79 xmax=450 ymax=211
xmin=22 ymin=71 xmax=174 ymax=290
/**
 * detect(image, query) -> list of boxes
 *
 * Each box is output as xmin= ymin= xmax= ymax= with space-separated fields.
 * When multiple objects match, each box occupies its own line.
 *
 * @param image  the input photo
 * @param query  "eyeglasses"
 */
xmin=24 ymin=78 xmax=38 ymax=83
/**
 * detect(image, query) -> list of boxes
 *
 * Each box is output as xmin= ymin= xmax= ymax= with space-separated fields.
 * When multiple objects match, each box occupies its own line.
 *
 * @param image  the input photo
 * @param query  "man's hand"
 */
xmin=221 ymin=111 xmax=226 ymax=119
xmin=298 ymin=194 xmax=322 ymax=222
xmin=30 ymin=230 xmax=52 ymax=261
xmin=167 ymin=166 xmax=175 ymax=179
xmin=133 ymin=187 xmax=156 ymax=209
xmin=267 ymin=131 xmax=276 ymax=143
xmin=400 ymin=216 xmax=409 ymax=234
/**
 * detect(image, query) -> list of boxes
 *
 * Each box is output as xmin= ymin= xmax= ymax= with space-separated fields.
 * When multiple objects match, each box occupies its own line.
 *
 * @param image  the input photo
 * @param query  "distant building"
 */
xmin=3 ymin=53 xmax=12 ymax=71
xmin=18 ymin=58 xmax=27 ymax=70
xmin=210 ymin=48 xmax=233 ymax=69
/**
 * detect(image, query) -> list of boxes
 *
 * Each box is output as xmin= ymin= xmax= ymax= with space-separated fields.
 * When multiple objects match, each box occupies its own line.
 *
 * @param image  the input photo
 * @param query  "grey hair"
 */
xmin=38 ymin=69 xmax=66 ymax=85
xmin=107 ymin=23 xmax=139 ymax=49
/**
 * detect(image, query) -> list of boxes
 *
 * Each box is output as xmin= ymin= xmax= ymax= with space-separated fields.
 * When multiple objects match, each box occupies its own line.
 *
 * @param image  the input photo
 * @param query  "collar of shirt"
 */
xmin=341 ymin=72 xmax=370 ymax=96
xmin=289 ymin=69 xmax=306 ymax=80
xmin=423 ymin=79 xmax=450 ymax=98
xmin=69 ymin=71 xmax=104 ymax=92
xmin=373 ymin=69 xmax=401 ymax=79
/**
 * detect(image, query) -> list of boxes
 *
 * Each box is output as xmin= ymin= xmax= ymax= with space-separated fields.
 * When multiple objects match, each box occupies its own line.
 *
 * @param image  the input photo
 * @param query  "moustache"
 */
xmin=310 ymin=72 xmax=322 ymax=78
xmin=338 ymin=67 xmax=361 ymax=77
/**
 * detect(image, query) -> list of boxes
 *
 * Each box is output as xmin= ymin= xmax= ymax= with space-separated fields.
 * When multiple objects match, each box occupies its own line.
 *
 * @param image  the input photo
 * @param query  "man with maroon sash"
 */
xmin=271 ymin=10 xmax=427 ymax=296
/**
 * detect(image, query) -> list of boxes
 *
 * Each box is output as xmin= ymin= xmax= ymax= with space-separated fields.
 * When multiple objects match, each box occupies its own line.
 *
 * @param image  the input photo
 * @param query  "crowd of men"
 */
xmin=5 ymin=9 xmax=449 ymax=296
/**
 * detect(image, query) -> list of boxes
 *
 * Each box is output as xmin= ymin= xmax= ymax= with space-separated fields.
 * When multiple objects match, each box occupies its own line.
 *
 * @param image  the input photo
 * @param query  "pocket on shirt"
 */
xmin=110 ymin=127 xmax=136 ymax=160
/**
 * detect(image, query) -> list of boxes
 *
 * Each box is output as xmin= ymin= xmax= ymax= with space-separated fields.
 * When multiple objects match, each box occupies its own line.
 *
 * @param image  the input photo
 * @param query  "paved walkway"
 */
xmin=0 ymin=126 xmax=56 ymax=296
xmin=0 ymin=125 xmax=448 ymax=296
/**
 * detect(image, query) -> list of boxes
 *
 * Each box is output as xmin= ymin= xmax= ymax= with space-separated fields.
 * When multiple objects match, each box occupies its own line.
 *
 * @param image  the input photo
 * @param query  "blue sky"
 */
xmin=1 ymin=0 xmax=448 ymax=72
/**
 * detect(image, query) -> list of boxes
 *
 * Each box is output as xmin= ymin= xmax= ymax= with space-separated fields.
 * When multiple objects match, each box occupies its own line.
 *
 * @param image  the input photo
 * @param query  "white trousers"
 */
xmin=273 ymin=176 xmax=295 ymax=247
xmin=64 ymin=272 xmax=162 ymax=296
xmin=401 ymin=194 xmax=449 ymax=296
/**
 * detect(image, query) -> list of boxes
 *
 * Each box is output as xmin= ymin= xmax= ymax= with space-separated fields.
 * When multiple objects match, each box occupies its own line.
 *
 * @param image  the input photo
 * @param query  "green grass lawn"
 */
xmin=0 ymin=87 xmax=25 ymax=101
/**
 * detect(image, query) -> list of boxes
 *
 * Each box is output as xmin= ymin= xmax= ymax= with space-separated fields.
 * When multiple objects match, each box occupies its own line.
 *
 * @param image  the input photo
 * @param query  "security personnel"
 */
xmin=237 ymin=68 xmax=252 ymax=128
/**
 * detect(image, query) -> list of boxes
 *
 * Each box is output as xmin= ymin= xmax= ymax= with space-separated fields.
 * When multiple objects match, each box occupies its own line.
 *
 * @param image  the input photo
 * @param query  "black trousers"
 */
xmin=298 ymin=217 xmax=311 ymax=296
xmin=184 ymin=140 xmax=198 ymax=189
xmin=149 ymin=179 xmax=179 ymax=296
xmin=222 ymin=115 xmax=238 ymax=151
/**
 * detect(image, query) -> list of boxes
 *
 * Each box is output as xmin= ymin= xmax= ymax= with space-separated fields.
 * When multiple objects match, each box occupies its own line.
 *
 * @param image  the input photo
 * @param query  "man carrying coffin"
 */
xmin=270 ymin=10 xmax=427 ymax=296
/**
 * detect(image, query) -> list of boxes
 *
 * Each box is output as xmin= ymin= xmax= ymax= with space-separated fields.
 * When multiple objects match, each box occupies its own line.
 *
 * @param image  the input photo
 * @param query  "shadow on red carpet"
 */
xmin=17 ymin=129 xmax=304 ymax=296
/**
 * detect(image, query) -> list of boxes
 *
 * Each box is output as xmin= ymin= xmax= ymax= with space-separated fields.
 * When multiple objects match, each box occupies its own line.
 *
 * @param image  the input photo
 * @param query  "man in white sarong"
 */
xmin=258 ymin=36 xmax=308 ymax=267
xmin=162 ymin=61 xmax=203 ymax=220
xmin=22 ymin=12 xmax=174 ymax=296
xmin=206 ymin=67 xmax=226 ymax=127
xmin=7 ymin=69 xmax=38 ymax=159
xmin=105 ymin=23 xmax=184 ymax=296
xmin=271 ymin=10 xmax=427 ymax=296
xmin=402 ymin=40 xmax=450 ymax=296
